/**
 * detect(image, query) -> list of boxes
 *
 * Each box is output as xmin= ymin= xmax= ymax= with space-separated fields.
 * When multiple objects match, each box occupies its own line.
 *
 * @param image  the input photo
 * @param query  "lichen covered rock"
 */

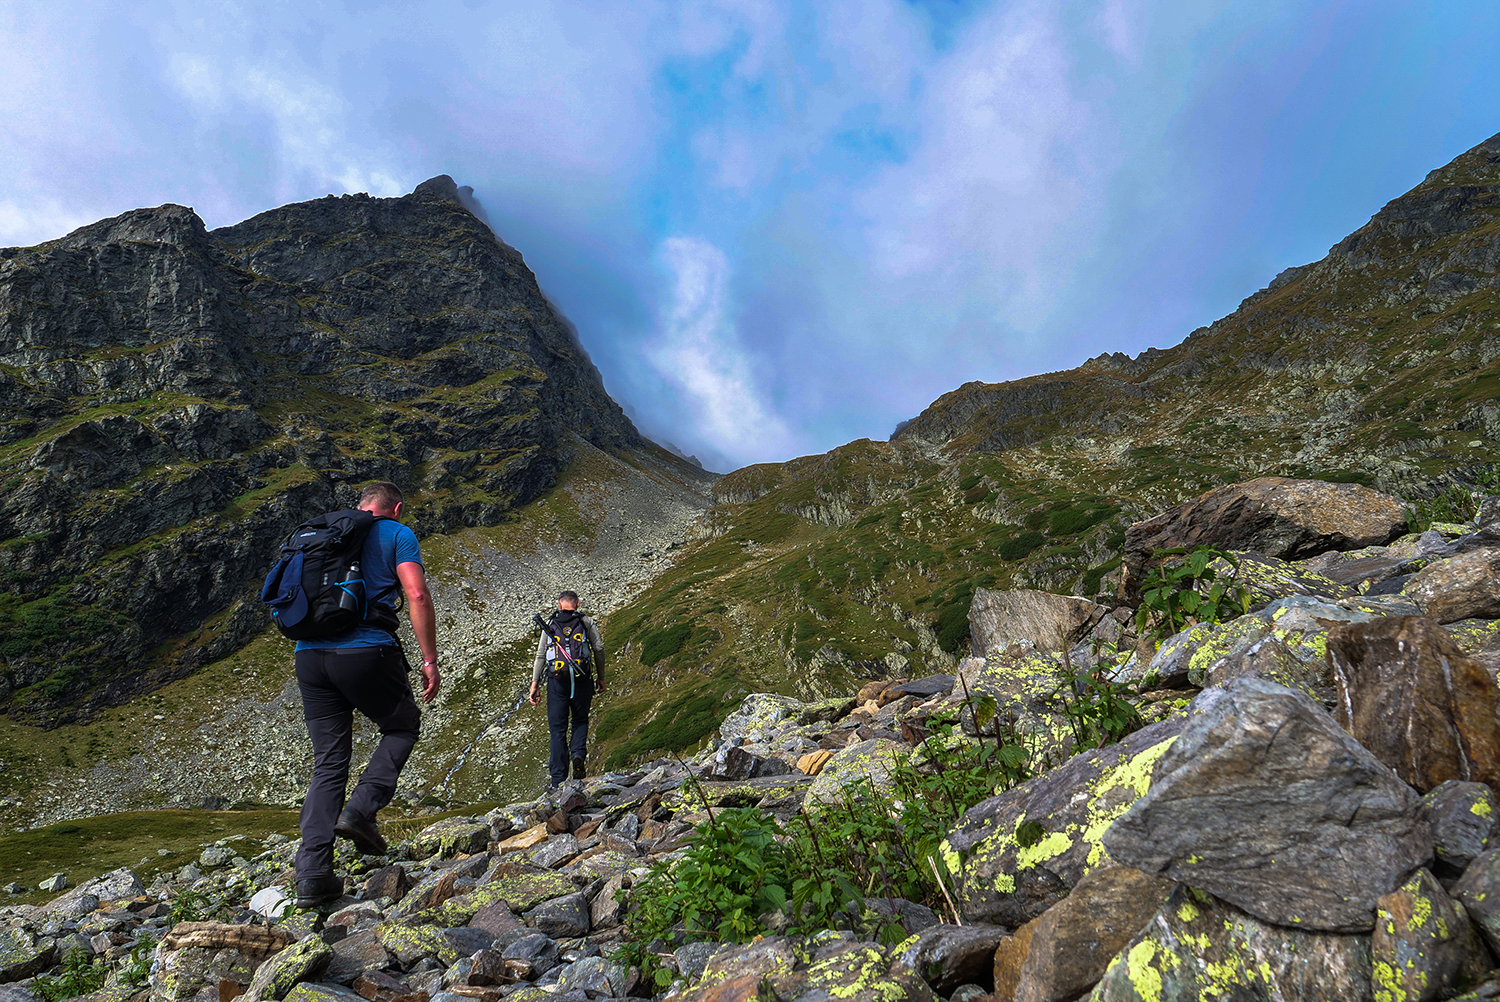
xmin=943 ymin=718 xmax=1183 ymax=927
xmin=1104 ymin=677 xmax=1431 ymax=932
xmin=1372 ymin=868 xmax=1489 ymax=1002
xmin=409 ymin=817 xmax=490 ymax=860
xmin=1089 ymin=886 xmax=1372 ymax=1002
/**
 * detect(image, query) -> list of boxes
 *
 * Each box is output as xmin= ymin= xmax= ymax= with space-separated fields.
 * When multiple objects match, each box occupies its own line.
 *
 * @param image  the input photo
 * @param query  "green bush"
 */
xmin=1048 ymin=506 xmax=1113 ymax=536
xmin=640 ymin=623 xmax=693 ymax=666
xmin=957 ymin=473 xmax=983 ymax=491
xmin=1135 ymin=546 xmax=1251 ymax=642
xmin=934 ymin=600 xmax=971 ymax=653
xmin=998 ymin=531 xmax=1047 ymax=560
xmin=33 ymin=950 xmax=106 ymax=1001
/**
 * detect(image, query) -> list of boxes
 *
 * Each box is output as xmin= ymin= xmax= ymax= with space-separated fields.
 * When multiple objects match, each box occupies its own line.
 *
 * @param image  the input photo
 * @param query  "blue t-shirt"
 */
xmin=295 ymin=518 xmax=423 ymax=650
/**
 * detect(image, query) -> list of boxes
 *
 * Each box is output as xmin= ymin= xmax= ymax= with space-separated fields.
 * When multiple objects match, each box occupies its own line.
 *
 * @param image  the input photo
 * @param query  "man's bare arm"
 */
xmin=397 ymin=560 xmax=440 ymax=702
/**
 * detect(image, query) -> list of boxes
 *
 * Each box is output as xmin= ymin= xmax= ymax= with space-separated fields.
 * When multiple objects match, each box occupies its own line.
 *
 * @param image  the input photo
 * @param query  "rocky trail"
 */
xmin=3 ymin=477 xmax=1500 ymax=1002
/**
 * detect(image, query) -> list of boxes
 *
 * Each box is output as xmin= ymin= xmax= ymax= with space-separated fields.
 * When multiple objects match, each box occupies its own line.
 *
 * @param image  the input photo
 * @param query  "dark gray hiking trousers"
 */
xmin=294 ymin=646 xmax=421 ymax=879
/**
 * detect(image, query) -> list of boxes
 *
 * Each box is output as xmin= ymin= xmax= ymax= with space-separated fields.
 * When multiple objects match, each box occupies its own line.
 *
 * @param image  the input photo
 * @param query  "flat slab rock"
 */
xmin=1103 ymin=677 xmax=1431 ymax=932
xmin=968 ymin=588 xmax=1108 ymax=657
xmin=1123 ymin=476 xmax=1407 ymax=599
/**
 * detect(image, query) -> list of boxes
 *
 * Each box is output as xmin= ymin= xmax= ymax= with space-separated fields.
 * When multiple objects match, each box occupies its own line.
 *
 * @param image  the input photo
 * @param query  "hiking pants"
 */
xmin=294 ymin=645 xmax=421 ymax=879
xmin=547 ymin=670 xmax=594 ymax=785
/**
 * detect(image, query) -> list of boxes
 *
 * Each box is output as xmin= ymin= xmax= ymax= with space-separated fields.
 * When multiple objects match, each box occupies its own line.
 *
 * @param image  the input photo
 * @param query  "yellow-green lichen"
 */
xmin=1472 ymin=799 xmax=1493 ymax=818
xmin=1126 ymin=939 xmax=1163 ymax=1002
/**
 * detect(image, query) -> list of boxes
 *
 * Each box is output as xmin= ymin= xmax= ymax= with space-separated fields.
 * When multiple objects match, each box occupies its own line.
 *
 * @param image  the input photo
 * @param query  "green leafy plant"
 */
xmin=120 ymin=934 xmax=157 ymax=988
xmin=33 ymin=950 xmax=106 ymax=1001
xmin=1052 ymin=646 xmax=1142 ymax=754
xmin=1135 ymin=546 xmax=1251 ymax=641
xmin=169 ymin=888 xmax=212 ymax=924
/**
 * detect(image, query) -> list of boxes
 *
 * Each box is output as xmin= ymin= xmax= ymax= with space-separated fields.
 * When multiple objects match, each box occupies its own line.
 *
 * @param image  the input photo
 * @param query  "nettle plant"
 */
xmin=1135 ymin=545 xmax=1252 ymax=642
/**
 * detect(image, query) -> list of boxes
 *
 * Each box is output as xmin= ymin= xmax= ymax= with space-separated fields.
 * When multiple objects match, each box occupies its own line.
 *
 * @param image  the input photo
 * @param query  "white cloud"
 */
xmin=648 ymin=236 xmax=795 ymax=462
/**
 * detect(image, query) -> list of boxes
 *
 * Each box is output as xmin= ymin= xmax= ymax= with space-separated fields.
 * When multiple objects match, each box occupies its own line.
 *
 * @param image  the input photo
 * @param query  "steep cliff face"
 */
xmin=0 ymin=176 xmax=685 ymax=725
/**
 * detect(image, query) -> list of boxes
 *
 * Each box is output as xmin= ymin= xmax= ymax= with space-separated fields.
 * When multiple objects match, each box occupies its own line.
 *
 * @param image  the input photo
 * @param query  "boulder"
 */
xmin=1299 ymin=544 xmax=1417 ymax=591
xmin=1453 ymin=849 xmax=1500 ymax=954
xmin=796 ymin=697 xmax=859 ymax=725
xmin=1422 ymin=780 xmax=1496 ymax=872
xmin=324 ymin=930 xmax=390 ymax=984
xmin=1406 ymin=548 xmax=1500 ymax=623
xmin=1373 ymin=868 xmax=1489 ymax=1002
xmin=589 ymin=875 xmax=626 ymax=929
xmin=529 ymin=835 xmax=580 ymax=870
xmin=199 ymin=845 xmax=236 ymax=868
xmin=500 ymin=933 xmax=559 ymax=979
xmin=1103 ymin=678 xmax=1431 ymax=932
xmin=243 ymin=936 xmax=333 ymax=1002
xmin=524 ymin=891 xmax=589 ymax=938
xmin=1088 ymin=886 xmax=1372 ymax=1002
xmin=890 ymin=675 xmax=957 ymax=700
xmin=409 ymin=817 xmax=490 ymax=860
xmin=796 ymin=750 xmax=836 ymax=776
xmin=1217 ymin=550 xmax=1355 ymax=607
xmin=942 ymin=717 xmax=1184 ymax=927
xmin=1203 ymin=637 xmax=1321 ymax=696
xmin=37 ymin=873 xmax=66 ymax=892
xmin=1328 ymin=616 xmax=1500 ymax=793
xmin=719 ymin=694 xmax=803 ymax=742
xmin=1122 ymin=477 xmax=1407 ymax=599
xmin=161 ymin=922 xmax=295 ymax=958
xmin=805 ymin=738 xmax=907 ymax=808
xmin=994 ymin=865 xmax=1175 ymax=1002
xmin=674 ymin=940 xmax=721 ymax=982
xmin=0 ymin=927 xmax=55 ymax=981
xmin=282 ymin=985 xmax=364 ymax=1002
xmin=701 ymin=746 xmax=793 ymax=782
xmin=423 ymin=869 xmax=575 ymax=925
xmin=787 ymin=941 xmax=938 ymax=1002
xmin=468 ymin=900 xmax=523 ymax=939
xmin=151 ymin=944 xmax=234 ymax=1000
xmin=52 ymin=868 xmax=144 ymax=909
xmin=968 ymin=589 xmax=1108 ymax=657
xmin=376 ymin=922 xmax=461 ymax=966
xmin=891 ymin=924 xmax=1007 ymax=994
xmin=362 ymin=865 xmax=412 ymax=902
xmin=863 ymin=897 xmax=940 ymax=935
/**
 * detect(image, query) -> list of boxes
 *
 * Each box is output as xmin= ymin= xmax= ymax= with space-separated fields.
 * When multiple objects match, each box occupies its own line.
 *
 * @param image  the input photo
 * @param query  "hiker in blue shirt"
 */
xmin=293 ymin=481 xmax=440 ymax=907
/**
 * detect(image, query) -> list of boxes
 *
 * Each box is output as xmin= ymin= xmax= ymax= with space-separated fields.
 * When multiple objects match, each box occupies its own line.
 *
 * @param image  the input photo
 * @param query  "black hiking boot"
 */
xmin=571 ymin=757 xmax=586 ymax=781
xmin=294 ymin=874 xmax=344 ymax=908
xmin=334 ymin=809 xmax=388 ymax=856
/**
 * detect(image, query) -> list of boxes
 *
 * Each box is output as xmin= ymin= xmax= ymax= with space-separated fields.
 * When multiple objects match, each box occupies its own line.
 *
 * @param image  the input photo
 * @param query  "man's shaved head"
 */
xmin=359 ymin=481 xmax=404 ymax=513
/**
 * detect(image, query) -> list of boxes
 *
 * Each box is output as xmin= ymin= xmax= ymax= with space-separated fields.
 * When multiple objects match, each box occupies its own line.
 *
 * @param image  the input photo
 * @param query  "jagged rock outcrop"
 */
xmin=0 ymin=176 xmax=702 ymax=723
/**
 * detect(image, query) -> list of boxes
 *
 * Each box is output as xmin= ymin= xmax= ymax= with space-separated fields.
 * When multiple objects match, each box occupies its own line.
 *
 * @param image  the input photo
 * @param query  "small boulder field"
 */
xmin=5 ymin=477 xmax=1500 ymax=1002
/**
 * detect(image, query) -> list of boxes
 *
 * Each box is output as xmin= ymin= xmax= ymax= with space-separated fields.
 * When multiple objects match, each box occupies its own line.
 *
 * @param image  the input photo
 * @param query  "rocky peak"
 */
xmin=0 ymin=177 xmax=675 ymax=724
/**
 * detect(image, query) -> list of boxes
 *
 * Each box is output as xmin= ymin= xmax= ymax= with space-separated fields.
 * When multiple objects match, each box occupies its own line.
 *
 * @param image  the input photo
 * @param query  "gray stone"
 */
xmin=558 ymin=955 xmax=629 ymax=996
xmin=1122 ymin=477 xmax=1408 ymax=600
xmin=1423 ymin=780 xmax=1497 ymax=872
xmin=700 ymin=745 xmax=793 ymax=782
xmin=968 ymin=589 xmax=1108 ymax=657
xmin=805 ymin=738 xmax=907 ymax=808
xmin=243 ymin=936 xmax=333 ymax=1002
xmin=59 ymin=868 xmax=144 ymax=907
xmin=1406 ymin=548 xmax=1500 ymax=623
xmin=890 ymin=675 xmax=956 ymax=700
xmin=943 ymin=717 xmax=1185 ymax=927
xmin=891 ymin=923 xmax=1007 ymax=994
xmin=37 ymin=873 xmax=66 ymax=893
xmin=719 ymin=694 xmax=803 ymax=742
xmin=362 ymin=865 xmax=412 ymax=903
xmin=589 ymin=875 xmax=626 ymax=929
xmin=0 ymin=926 xmax=55 ymax=981
xmin=1088 ymin=886 xmax=1372 ymax=1002
xmin=524 ymin=891 xmax=589 ymax=938
xmin=41 ymin=891 xmax=99 ymax=920
xmin=282 ymin=984 xmax=365 ymax=1002
xmin=954 ymin=643 xmax=1074 ymax=768
xmin=1454 ymin=849 xmax=1500 ymax=954
xmin=501 ymin=933 xmax=559 ymax=978
xmin=468 ymin=900 xmax=524 ymax=939
xmin=324 ymin=929 xmax=390 ymax=985
xmin=862 ymin=897 xmax=939 ymax=934
xmin=2 ymin=883 xmax=21 ymax=895
xmin=410 ymin=818 xmax=491 ymax=860
xmin=672 ymin=940 xmax=720 ymax=982
xmin=198 ymin=846 xmax=236 ymax=868
xmin=1374 ymin=867 xmax=1489 ymax=1002
xmin=529 ymin=835 xmax=581 ymax=870
xmin=1103 ymin=677 xmax=1431 ymax=932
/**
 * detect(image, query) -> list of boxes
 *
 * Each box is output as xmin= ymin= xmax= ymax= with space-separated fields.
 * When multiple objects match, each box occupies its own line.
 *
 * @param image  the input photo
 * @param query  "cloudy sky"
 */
xmin=3 ymin=2 xmax=1497 ymax=471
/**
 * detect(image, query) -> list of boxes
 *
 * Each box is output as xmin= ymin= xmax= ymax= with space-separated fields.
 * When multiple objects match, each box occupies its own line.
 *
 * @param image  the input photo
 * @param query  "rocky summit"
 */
xmin=0 ymin=175 xmax=704 ymax=724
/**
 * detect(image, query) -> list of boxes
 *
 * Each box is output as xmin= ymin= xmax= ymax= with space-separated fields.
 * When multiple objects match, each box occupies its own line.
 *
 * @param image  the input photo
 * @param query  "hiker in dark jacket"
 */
xmin=293 ymin=481 xmax=440 ymax=907
xmin=529 ymin=590 xmax=605 ymax=787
